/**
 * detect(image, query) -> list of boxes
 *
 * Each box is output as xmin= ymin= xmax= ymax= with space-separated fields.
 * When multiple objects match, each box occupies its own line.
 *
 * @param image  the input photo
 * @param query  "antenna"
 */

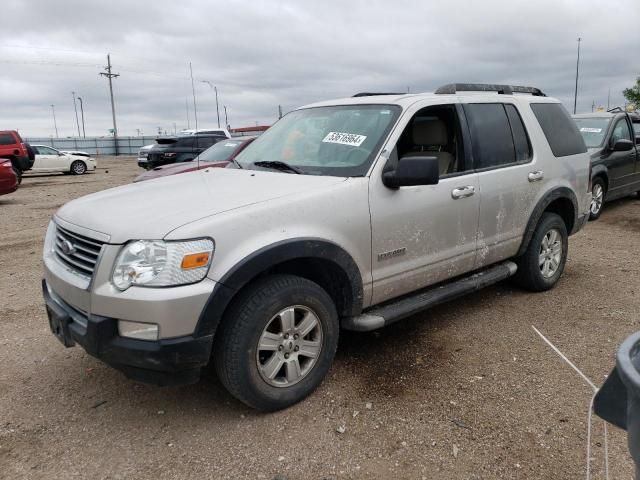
xmin=189 ymin=62 xmax=199 ymax=170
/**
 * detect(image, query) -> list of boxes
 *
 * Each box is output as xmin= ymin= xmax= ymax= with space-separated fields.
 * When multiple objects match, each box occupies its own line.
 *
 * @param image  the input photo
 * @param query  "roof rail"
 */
xmin=352 ymin=92 xmax=404 ymax=97
xmin=435 ymin=83 xmax=546 ymax=97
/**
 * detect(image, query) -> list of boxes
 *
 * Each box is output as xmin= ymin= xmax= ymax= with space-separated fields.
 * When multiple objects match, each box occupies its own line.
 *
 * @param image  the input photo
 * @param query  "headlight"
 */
xmin=112 ymin=238 xmax=214 ymax=290
xmin=43 ymin=220 xmax=56 ymax=257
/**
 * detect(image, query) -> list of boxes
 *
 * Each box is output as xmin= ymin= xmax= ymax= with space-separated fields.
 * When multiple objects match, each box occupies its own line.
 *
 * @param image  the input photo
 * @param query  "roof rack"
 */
xmin=435 ymin=83 xmax=546 ymax=97
xmin=352 ymin=92 xmax=404 ymax=97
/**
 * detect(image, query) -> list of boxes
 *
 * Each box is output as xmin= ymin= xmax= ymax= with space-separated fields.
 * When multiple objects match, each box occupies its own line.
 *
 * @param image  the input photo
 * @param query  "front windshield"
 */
xmin=235 ymin=104 xmax=401 ymax=176
xmin=573 ymin=117 xmax=611 ymax=148
xmin=197 ymin=139 xmax=244 ymax=162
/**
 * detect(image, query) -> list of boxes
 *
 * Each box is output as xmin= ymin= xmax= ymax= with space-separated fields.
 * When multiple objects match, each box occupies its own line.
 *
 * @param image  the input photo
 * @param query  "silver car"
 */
xmin=43 ymin=83 xmax=591 ymax=410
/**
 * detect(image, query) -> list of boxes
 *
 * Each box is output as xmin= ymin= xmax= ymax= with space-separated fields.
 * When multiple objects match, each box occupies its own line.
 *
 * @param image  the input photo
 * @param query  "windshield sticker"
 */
xmin=322 ymin=132 xmax=367 ymax=147
xmin=224 ymin=142 xmax=239 ymax=147
xmin=580 ymin=127 xmax=602 ymax=133
xmin=380 ymin=110 xmax=392 ymax=115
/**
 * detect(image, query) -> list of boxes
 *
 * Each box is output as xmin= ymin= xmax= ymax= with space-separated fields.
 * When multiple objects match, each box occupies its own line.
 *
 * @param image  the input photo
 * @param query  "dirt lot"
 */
xmin=1 ymin=156 xmax=638 ymax=479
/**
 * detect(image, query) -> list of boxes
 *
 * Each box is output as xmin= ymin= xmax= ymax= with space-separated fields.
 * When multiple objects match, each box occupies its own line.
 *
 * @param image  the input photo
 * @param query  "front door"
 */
xmin=369 ymin=103 xmax=479 ymax=305
xmin=607 ymin=116 xmax=636 ymax=192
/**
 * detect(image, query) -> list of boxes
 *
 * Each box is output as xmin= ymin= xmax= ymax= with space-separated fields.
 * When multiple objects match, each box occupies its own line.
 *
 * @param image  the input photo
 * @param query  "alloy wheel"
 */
xmin=591 ymin=183 xmax=604 ymax=215
xmin=539 ymin=228 xmax=563 ymax=278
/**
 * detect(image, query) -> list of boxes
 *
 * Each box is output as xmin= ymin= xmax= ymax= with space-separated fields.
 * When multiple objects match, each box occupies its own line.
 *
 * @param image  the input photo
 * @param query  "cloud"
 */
xmin=2 ymin=0 xmax=638 ymax=137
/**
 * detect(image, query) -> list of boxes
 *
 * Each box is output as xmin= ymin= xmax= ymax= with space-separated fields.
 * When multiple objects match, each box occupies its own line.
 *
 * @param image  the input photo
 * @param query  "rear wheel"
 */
xmin=214 ymin=274 xmax=339 ymax=411
xmin=70 ymin=160 xmax=87 ymax=175
xmin=589 ymin=177 xmax=606 ymax=220
xmin=12 ymin=166 xmax=22 ymax=185
xmin=514 ymin=213 xmax=568 ymax=292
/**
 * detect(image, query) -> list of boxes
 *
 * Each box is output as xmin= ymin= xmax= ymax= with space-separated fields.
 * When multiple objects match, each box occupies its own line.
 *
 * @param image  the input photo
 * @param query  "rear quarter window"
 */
xmin=530 ymin=103 xmax=587 ymax=157
xmin=0 ymin=133 xmax=16 ymax=145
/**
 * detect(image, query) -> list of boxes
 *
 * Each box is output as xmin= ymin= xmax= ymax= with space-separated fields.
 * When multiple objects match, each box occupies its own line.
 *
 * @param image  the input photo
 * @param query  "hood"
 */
xmin=55 ymin=168 xmax=347 ymax=243
xmin=133 ymin=161 xmax=228 ymax=182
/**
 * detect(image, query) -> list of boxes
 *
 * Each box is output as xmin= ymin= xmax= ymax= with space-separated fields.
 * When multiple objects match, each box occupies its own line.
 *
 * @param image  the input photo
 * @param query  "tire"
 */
xmin=214 ymin=274 xmax=339 ymax=411
xmin=70 ymin=160 xmax=87 ymax=175
xmin=589 ymin=177 xmax=606 ymax=220
xmin=514 ymin=212 xmax=568 ymax=292
xmin=12 ymin=167 xmax=22 ymax=185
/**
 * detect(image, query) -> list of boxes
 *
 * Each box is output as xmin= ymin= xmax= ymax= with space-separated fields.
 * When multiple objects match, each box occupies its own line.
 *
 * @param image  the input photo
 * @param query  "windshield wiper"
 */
xmin=253 ymin=160 xmax=302 ymax=174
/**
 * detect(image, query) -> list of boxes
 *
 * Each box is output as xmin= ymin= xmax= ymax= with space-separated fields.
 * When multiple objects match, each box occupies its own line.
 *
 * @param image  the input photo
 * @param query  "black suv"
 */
xmin=573 ymin=111 xmax=640 ymax=219
xmin=142 ymin=134 xmax=226 ymax=169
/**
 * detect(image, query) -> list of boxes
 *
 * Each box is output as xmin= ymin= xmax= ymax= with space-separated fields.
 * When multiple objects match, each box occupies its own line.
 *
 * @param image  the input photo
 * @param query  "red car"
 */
xmin=0 ymin=130 xmax=35 ymax=184
xmin=0 ymin=158 xmax=18 ymax=196
xmin=134 ymin=136 xmax=256 ymax=183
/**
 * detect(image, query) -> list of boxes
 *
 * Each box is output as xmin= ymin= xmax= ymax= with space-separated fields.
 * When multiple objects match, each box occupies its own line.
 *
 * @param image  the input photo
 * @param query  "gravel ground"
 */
xmin=1 ymin=157 xmax=638 ymax=479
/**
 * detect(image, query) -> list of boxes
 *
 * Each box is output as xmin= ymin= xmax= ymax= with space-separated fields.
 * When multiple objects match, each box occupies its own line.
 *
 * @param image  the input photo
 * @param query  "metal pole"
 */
xmin=573 ymin=37 xmax=581 ymax=114
xmin=224 ymin=106 xmax=228 ymax=128
xmin=278 ymin=105 xmax=283 ymax=119
xmin=100 ymin=53 xmax=120 ymax=155
xmin=214 ymin=86 xmax=220 ymax=128
xmin=78 ymin=97 xmax=86 ymax=138
xmin=72 ymin=91 xmax=81 ymax=137
xmin=51 ymin=104 xmax=59 ymax=138
xmin=185 ymin=98 xmax=190 ymax=129
xmin=607 ymin=88 xmax=611 ymax=110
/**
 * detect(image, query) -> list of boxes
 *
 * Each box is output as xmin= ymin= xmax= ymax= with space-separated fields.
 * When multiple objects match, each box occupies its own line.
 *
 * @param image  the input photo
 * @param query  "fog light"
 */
xmin=118 ymin=320 xmax=159 ymax=341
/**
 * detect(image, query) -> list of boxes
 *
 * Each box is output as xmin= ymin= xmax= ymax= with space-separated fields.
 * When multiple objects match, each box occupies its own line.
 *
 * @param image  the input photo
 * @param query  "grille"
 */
xmin=54 ymin=224 xmax=105 ymax=278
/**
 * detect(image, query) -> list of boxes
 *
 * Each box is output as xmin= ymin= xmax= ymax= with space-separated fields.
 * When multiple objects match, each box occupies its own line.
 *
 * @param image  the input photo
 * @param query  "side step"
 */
xmin=342 ymin=261 xmax=517 ymax=332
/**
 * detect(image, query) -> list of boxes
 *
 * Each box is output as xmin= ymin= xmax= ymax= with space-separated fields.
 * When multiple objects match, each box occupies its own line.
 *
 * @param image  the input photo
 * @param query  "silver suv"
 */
xmin=43 ymin=83 xmax=591 ymax=410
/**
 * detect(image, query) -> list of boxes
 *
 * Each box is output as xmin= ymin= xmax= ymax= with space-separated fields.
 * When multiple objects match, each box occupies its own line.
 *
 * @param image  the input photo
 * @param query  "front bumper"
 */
xmin=43 ymin=279 xmax=213 ymax=386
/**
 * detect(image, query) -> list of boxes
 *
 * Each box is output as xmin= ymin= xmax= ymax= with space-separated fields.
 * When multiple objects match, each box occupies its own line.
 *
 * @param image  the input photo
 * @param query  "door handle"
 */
xmin=528 ymin=170 xmax=544 ymax=182
xmin=451 ymin=186 xmax=475 ymax=199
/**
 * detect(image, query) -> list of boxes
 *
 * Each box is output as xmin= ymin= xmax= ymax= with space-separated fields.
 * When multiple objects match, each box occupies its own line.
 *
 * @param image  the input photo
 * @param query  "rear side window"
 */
xmin=177 ymin=138 xmax=195 ymax=148
xmin=505 ymin=104 xmax=532 ymax=162
xmin=464 ymin=103 xmax=517 ymax=169
xmin=530 ymin=103 xmax=586 ymax=157
xmin=0 ymin=133 xmax=15 ymax=145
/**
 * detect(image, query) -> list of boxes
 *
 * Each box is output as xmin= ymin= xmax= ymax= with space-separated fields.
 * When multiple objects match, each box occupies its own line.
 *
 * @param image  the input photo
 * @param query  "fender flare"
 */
xmin=194 ymin=238 xmax=364 ymax=338
xmin=516 ymin=187 xmax=579 ymax=257
xmin=591 ymin=164 xmax=609 ymax=188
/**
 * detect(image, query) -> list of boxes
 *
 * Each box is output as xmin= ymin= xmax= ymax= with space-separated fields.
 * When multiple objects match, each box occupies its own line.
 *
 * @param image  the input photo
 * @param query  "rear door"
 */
xmin=463 ymin=102 xmax=541 ymax=267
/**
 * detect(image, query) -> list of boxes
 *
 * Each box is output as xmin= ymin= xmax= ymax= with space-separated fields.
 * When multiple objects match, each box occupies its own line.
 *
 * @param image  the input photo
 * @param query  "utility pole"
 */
xmin=591 ymin=100 xmax=595 ymax=112
xmin=607 ymin=88 xmax=611 ymax=110
xmin=278 ymin=104 xmax=283 ymax=119
xmin=77 ymin=97 xmax=86 ymax=138
xmin=51 ymin=104 xmax=59 ymax=138
xmin=185 ymin=98 xmax=190 ymax=129
xmin=71 ymin=91 xmax=81 ymax=137
xmin=573 ymin=37 xmax=581 ymax=114
xmin=100 ymin=54 xmax=120 ymax=154
xmin=224 ymin=105 xmax=229 ymax=129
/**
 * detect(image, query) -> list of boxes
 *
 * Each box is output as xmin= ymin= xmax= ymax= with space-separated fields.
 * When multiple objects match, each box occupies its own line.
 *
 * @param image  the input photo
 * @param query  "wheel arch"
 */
xmin=591 ymin=165 xmax=609 ymax=191
xmin=195 ymin=238 xmax=364 ymax=338
xmin=516 ymin=187 xmax=579 ymax=257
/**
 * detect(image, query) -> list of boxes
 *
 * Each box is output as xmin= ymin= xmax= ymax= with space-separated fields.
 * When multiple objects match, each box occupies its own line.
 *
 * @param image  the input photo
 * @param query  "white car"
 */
xmin=179 ymin=128 xmax=231 ymax=138
xmin=31 ymin=145 xmax=96 ymax=175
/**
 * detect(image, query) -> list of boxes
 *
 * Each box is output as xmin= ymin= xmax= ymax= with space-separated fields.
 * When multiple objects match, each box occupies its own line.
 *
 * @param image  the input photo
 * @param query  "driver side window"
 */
xmin=612 ymin=119 xmax=632 ymax=143
xmin=389 ymin=105 xmax=468 ymax=177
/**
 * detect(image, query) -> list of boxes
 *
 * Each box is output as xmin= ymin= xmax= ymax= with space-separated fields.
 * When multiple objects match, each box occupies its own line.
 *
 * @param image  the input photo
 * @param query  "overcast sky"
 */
xmin=2 ymin=0 xmax=639 ymax=138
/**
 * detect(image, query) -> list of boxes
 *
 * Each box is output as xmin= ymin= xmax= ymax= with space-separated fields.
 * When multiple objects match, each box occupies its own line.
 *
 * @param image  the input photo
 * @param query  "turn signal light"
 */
xmin=181 ymin=252 xmax=210 ymax=269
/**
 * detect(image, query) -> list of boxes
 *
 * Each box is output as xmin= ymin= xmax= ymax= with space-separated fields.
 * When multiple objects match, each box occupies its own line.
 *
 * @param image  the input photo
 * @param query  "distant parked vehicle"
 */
xmin=137 ymin=144 xmax=155 ymax=169
xmin=31 ymin=145 xmax=96 ymax=175
xmin=0 ymin=158 xmax=18 ymax=196
xmin=573 ymin=111 xmax=640 ymax=219
xmin=0 ymin=130 xmax=35 ymax=184
xmin=180 ymin=128 xmax=231 ymax=138
xmin=144 ymin=134 xmax=226 ymax=169
xmin=134 ymin=137 xmax=255 ymax=182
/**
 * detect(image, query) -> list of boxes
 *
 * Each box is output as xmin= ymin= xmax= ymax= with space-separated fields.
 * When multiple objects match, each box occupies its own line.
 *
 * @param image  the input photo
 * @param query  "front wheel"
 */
xmin=214 ymin=274 xmax=339 ymax=411
xmin=514 ymin=212 xmax=568 ymax=292
xmin=70 ymin=160 xmax=87 ymax=175
xmin=589 ymin=177 xmax=606 ymax=220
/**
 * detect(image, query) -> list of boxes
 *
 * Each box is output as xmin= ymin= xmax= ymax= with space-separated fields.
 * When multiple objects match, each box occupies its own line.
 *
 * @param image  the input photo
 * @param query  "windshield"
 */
xmin=235 ymin=104 xmax=401 ymax=176
xmin=573 ymin=117 xmax=611 ymax=148
xmin=197 ymin=139 xmax=245 ymax=162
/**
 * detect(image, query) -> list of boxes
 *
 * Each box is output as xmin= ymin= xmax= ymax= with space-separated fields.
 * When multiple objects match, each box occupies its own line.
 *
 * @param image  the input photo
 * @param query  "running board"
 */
xmin=342 ymin=261 xmax=517 ymax=332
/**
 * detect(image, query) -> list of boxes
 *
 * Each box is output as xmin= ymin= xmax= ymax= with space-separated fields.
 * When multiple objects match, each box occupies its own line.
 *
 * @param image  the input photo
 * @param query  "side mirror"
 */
xmin=612 ymin=139 xmax=634 ymax=152
xmin=382 ymin=156 xmax=439 ymax=189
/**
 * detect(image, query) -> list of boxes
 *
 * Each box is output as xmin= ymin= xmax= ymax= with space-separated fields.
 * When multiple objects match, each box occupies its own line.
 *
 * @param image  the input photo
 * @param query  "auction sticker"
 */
xmin=322 ymin=131 xmax=367 ymax=147
xmin=580 ymin=127 xmax=602 ymax=133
